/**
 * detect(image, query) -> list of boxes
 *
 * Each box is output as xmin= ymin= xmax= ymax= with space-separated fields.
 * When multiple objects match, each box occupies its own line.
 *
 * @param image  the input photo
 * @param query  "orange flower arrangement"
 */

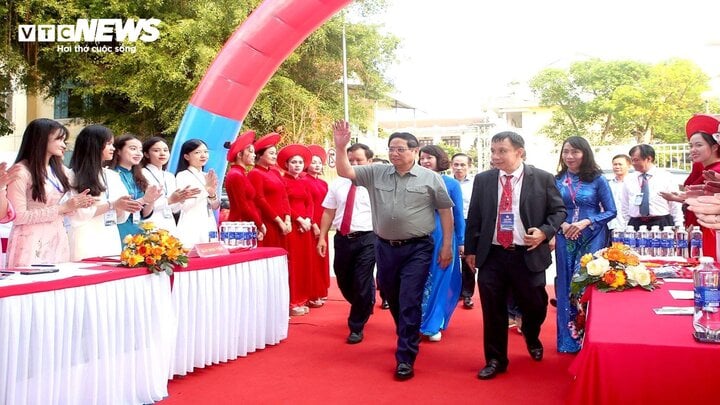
xmin=571 ymin=242 xmax=658 ymax=295
xmin=120 ymin=221 xmax=189 ymax=275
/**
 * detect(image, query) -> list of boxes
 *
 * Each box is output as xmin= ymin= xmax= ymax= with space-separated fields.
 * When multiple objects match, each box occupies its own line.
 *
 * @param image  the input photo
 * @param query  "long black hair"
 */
xmin=556 ymin=136 xmax=602 ymax=182
xmin=141 ymin=136 xmax=170 ymax=170
xmin=108 ymin=133 xmax=149 ymax=191
xmin=14 ymin=118 xmax=71 ymax=203
xmin=69 ymin=124 xmax=114 ymax=196
xmin=175 ymin=139 xmax=207 ymax=173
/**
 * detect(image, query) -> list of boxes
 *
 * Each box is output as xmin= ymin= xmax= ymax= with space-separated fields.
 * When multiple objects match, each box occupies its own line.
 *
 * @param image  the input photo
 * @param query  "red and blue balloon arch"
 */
xmin=168 ymin=0 xmax=352 ymax=192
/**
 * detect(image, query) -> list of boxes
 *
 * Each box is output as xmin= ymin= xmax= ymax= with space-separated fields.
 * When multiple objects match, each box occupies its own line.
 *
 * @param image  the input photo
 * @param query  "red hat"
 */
xmin=308 ymin=145 xmax=327 ymax=165
xmin=253 ymin=132 xmax=281 ymax=152
xmin=277 ymin=144 xmax=312 ymax=170
xmin=686 ymin=114 xmax=720 ymax=141
xmin=226 ymin=130 xmax=256 ymax=162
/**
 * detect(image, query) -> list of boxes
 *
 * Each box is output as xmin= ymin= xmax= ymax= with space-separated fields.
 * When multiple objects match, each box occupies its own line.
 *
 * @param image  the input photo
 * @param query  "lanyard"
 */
xmin=144 ymin=166 xmax=168 ymax=196
xmin=45 ymin=166 xmax=64 ymax=193
xmin=188 ymin=169 xmax=206 ymax=189
xmin=499 ymin=171 xmax=524 ymax=193
xmin=100 ymin=169 xmax=110 ymax=199
xmin=564 ymin=173 xmax=582 ymax=208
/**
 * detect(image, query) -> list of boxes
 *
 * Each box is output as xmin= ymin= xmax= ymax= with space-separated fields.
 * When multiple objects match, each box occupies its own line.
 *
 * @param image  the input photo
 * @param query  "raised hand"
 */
xmin=333 ymin=120 xmax=351 ymax=149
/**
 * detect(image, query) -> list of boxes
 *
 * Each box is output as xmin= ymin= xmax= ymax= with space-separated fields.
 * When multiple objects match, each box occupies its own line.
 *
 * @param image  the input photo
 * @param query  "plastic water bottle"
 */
xmin=248 ymin=222 xmax=258 ymax=249
xmin=650 ymin=225 xmax=662 ymax=257
xmin=676 ymin=228 xmax=689 ymax=258
xmin=623 ymin=225 xmax=636 ymax=248
xmin=660 ymin=226 xmax=675 ymax=257
xmin=208 ymin=221 xmax=219 ymax=242
xmin=637 ymin=225 xmax=650 ymax=256
xmin=693 ymin=257 xmax=720 ymax=342
xmin=220 ymin=222 xmax=230 ymax=245
xmin=611 ymin=229 xmax=623 ymax=244
xmin=690 ymin=226 xmax=703 ymax=258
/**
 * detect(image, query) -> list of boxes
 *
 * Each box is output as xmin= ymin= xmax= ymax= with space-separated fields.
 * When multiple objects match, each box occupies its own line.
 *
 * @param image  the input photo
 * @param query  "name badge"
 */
xmin=499 ymin=212 xmax=514 ymax=231
xmin=104 ymin=209 xmax=118 ymax=226
xmin=163 ymin=206 xmax=173 ymax=219
xmin=132 ymin=212 xmax=140 ymax=225
xmin=633 ymin=193 xmax=644 ymax=206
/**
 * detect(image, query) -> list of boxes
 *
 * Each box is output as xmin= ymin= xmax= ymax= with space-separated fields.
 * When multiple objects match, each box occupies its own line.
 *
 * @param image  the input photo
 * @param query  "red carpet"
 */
xmin=163 ymin=282 xmax=575 ymax=404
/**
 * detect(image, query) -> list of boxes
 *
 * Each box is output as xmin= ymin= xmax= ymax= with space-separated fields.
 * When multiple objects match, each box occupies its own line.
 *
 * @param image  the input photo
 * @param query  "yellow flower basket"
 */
xmin=571 ymin=242 xmax=659 ymax=296
xmin=120 ymin=221 xmax=189 ymax=275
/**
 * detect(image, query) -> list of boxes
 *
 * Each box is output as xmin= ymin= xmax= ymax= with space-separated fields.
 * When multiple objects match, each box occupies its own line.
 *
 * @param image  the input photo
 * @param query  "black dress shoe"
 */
xmin=528 ymin=345 xmax=543 ymax=361
xmin=462 ymin=297 xmax=474 ymax=309
xmin=395 ymin=362 xmax=414 ymax=380
xmin=477 ymin=359 xmax=506 ymax=380
xmin=346 ymin=331 xmax=363 ymax=344
xmin=380 ymin=300 xmax=390 ymax=310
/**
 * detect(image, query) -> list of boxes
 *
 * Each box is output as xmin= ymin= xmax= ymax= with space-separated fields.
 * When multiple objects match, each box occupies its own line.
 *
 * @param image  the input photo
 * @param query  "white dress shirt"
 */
xmin=620 ymin=166 xmax=684 ymax=227
xmin=455 ymin=175 xmax=474 ymax=220
xmin=321 ymin=177 xmax=373 ymax=233
xmin=607 ymin=177 xmax=627 ymax=230
xmin=493 ymin=164 xmax=526 ymax=246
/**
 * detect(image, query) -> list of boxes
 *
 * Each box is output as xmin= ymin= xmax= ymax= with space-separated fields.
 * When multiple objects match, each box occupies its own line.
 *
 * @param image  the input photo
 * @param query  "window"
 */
xmin=443 ymin=136 xmax=460 ymax=148
xmin=2 ymin=92 xmax=12 ymax=122
xmin=419 ymin=137 xmax=433 ymax=146
xmin=54 ymin=86 xmax=85 ymax=119
xmin=507 ymin=111 xmax=523 ymax=128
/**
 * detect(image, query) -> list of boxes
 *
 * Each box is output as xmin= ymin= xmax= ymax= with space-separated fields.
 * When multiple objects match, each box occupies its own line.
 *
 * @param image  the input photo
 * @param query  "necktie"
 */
xmin=339 ymin=184 xmax=356 ymax=235
xmin=640 ymin=173 xmax=650 ymax=217
xmin=497 ymin=175 xmax=513 ymax=248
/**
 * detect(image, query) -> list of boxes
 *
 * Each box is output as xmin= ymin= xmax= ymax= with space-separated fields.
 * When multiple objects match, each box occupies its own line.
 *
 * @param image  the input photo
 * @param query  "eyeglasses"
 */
xmin=388 ymin=147 xmax=411 ymax=153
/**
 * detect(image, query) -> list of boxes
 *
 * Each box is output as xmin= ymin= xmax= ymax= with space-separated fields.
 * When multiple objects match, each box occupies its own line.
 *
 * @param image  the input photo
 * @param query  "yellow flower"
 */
xmin=586 ymin=258 xmax=609 ymax=276
xmin=127 ymin=254 xmax=143 ymax=267
xmin=140 ymin=221 xmax=155 ymax=231
xmin=580 ymin=253 xmax=594 ymax=267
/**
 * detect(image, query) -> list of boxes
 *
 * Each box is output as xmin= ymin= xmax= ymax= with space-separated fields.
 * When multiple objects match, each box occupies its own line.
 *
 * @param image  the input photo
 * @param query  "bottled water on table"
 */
xmin=660 ymin=226 xmax=675 ymax=257
xmin=675 ymin=228 xmax=689 ymax=258
xmin=690 ymin=226 xmax=703 ymax=258
xmin=693 ymin=257 xmax=720 ymax=343
xmin=636 ymin=225 xmax=650 ymax=256
xmin=650 ymin=225 xmax=662 ymax=256
xmin=611 ymin=229 xmax=623 ymax=244
xmin=623 ymin=225 xmax=636 ymax=248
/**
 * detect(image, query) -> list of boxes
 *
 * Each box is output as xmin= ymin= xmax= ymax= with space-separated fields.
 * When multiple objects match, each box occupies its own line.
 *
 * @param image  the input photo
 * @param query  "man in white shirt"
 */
xmin=621 ymin=144 xmax=683 ymax=229
xmin=607 ymin=154 xmax=631 ymax=232
xmin=451 ymin=153 xmax=476 ymax=309
xmin=317 ymin=143 xmax=376 ymax=345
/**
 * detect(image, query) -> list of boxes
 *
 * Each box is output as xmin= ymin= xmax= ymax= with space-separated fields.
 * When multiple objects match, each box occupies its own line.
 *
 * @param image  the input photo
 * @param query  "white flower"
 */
xmin=628 ymin=265 xmax=651 ymax=286
xmin=586 ymin=258 xmax=609 ymax=276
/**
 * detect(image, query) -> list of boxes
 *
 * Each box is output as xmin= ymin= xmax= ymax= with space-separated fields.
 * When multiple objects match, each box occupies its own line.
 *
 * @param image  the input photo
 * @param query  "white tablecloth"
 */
xmin=170 ymin=254 xmax=289 ymax=376
xmin=0 ymin=273 xmax=174 ymax=405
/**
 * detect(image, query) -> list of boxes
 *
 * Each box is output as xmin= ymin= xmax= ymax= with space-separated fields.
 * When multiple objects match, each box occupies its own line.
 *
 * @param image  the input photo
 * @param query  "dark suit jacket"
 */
xmin=465 ymin=164 xmax=566 ymax=273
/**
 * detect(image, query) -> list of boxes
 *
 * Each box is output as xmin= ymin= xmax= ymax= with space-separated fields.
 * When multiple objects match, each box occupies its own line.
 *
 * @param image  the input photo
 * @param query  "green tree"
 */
xmin=0 ymin=0 xmax=397 ymax=143
xmin=529 ymin=59 xmax=710 ymax=145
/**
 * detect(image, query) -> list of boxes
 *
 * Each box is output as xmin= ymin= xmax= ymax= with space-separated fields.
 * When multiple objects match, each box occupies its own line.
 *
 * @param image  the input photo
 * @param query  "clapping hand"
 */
xmin=115 ymin=195 xmax=144 ymax=213
xmin=143 ymin=185 xmax=163 ymax=204
xmin=67 ymin=189 xmax=95 ymax=210
xmin=0 ymin=162 xmax=21 ymax=188
xmin=169 ymin=186 xmax=202 ymax=204
xmin=206 ymin=169 xmax=219 ymax=193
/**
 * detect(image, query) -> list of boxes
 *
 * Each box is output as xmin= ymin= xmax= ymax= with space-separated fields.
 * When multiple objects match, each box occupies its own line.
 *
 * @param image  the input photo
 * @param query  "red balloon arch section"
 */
xmin=169 ymin=0 xmax=352 ymax=186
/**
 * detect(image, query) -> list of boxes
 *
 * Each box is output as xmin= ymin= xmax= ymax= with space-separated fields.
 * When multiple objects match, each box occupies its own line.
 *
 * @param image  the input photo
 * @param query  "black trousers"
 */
xmin=460 ymin=255 xmax=476 ymax=298
xmin=477 ymin=245 xmax=548 ymax=367
xmin=627 ymin=215 xmax=673 ymax=230
xmin=333 ymin=232 xmax=377 ymax=334
xmin=375 ymin=236 xmax=433 ymax=365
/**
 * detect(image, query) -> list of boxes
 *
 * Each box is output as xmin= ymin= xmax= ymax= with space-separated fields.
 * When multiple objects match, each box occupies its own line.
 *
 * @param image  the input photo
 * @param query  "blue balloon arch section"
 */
xmin=168 ymin=0 xmax=352 ymax=193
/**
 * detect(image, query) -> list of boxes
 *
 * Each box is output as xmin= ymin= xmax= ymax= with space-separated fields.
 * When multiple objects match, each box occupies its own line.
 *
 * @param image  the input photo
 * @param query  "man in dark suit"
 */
xmin=465 ymin=131 xmax=566 ymax=380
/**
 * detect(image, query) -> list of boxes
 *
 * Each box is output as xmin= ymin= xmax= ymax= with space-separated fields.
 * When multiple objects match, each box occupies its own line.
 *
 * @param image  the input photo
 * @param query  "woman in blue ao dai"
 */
xmin=108 ymin=134 xmax=162 ymax=245
xmin=554 ymin=136 xmax=616 ymax=353
xmin=418 ymin=145 xmax=464 ymax=342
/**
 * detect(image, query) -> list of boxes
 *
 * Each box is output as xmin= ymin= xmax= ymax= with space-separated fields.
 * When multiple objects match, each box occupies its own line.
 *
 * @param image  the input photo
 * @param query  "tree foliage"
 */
xmin=0 ymin=0 xmax=397 ymax=145
xmin=529 ymin=59 xmax=710 ymax=145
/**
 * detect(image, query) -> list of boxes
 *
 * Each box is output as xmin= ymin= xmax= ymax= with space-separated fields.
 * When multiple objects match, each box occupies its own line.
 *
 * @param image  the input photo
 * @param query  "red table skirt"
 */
xmin=568 ymin=283 xmax=720 ymax=404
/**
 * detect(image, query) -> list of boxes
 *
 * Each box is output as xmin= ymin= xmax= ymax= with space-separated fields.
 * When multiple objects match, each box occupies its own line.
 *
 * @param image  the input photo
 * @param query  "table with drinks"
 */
xmin=568 ymin=265 xmax=720 ymax=403
xmin=610 ymin=224 xmax=703 ymax=257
